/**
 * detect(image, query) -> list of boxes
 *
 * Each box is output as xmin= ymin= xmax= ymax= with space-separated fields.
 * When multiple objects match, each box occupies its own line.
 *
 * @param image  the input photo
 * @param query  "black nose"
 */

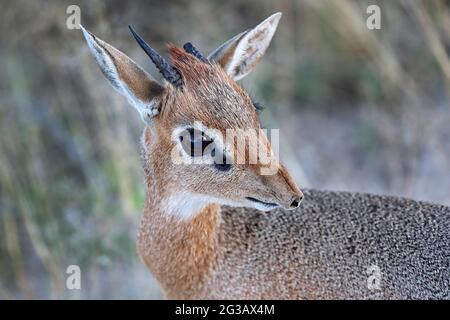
xmin=290 ymin=194 xmax=303 ymax=209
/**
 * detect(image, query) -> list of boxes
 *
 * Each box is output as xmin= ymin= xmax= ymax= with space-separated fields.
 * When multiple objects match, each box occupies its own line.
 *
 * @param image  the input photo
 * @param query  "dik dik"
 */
xmin=82 ymin=13 xmax=450 ymax=299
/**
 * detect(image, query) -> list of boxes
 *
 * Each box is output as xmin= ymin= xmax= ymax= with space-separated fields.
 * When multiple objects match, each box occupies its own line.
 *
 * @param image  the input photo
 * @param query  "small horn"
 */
xmin=128 ymin=25 xmax=183 ymax=88
xmin=183 ymin=42 xmax=209 ymax=63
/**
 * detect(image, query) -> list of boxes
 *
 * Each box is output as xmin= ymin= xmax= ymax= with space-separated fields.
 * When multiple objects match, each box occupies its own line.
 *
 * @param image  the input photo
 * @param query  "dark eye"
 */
xmin=179 ymin=127 xmax=232 ymax=171
xmin=211 ymin=148 xmax=231 ymax=172
xmin=214 ymin=162 xmax=231 ymax=172
xmin=179 ymin=128 xmax=213 ymax=157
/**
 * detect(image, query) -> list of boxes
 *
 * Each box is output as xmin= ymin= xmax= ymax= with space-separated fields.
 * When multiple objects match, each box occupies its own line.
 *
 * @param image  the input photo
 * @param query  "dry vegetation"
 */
xmin=0 ymin=0 xmax=449 ymax=299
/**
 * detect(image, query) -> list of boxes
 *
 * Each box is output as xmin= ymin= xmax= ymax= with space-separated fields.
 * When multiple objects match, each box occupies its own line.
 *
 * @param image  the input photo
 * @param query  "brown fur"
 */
xmin=138 ymin=202 xmax=220 ymax=299
xmin=81 ymin=18 xmax=306 ymax=299
xmin=135 ymin=48 xmax=305 ymax=299
xmin=135 ymin=47 xmax=450 ymax=300
xmin=82 ymin=18 xmax=450 ymax=299
xmin=139 ymin=187 xmax=450 ymax=299
xmin=93 ymin=32 xmax=164 ymax=101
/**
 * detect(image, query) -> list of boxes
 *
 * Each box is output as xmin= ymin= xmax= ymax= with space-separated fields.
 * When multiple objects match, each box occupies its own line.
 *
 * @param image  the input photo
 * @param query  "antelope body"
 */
xmin=82 ymin=13 xmax=450 ymax=299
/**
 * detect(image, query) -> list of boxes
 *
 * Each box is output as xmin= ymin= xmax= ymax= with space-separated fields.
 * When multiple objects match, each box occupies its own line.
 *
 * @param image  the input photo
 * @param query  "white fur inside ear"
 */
xmin=225 ymin=12 xmax=282 ymax=81
xmin=81 ymin=26 xmax=159 ymax=124
xmin=81 ymin=26 xmax=124 ymax=92
xmin=139 ymin=105 xmax=159 ymax=125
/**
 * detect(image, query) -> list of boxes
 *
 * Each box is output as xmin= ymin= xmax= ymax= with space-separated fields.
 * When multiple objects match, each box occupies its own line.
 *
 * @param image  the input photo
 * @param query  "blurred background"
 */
xmin=1 ymin=0 xmax=449 ymax=299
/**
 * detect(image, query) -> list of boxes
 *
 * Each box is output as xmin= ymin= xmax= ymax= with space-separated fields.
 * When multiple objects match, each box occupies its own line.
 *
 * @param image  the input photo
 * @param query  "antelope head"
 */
xmin=81 ymin=12 xmax=303 ymax=218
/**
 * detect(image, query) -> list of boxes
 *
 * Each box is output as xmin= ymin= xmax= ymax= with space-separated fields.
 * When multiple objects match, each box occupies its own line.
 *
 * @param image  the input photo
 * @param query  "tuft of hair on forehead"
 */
xmin=166 ymin=44 xmax=223 ymax=87
xmin=164 ymin=44 xmax=259 ymax=129
xmin=167 ymin=44 xmax=199 ymax=65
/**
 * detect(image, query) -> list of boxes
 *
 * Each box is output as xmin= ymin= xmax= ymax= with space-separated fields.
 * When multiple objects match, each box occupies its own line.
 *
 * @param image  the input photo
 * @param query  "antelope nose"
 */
xmin=289 ymin=193 xmax=304 ymax=209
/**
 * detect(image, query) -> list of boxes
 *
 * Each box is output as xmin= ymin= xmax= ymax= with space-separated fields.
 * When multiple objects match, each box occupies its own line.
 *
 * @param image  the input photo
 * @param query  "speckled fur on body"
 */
xmin=139 ymin=189 xmax=450 ymax=299
xmin=82 ymin=14 xmax=450 ymax=300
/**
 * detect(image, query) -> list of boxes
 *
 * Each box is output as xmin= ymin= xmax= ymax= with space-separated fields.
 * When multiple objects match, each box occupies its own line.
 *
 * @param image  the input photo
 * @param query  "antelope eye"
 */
xmin=178 ymin=128 xmax=232 ymax=171
xmin=211 ymin=148 xmax=232 ymax=172
xmin=179 ymin=128 xmax=213 ymax=157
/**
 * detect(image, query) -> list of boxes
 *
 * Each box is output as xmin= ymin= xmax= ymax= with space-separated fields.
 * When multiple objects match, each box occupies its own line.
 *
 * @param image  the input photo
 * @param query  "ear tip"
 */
xmin=80 ymin=25 xmax=95 ymax=41
xmin=259 ymin=12 xmax=282 ymax=28
xmin=79 ymin=24 xmax=87 ymax=35
xmin=269 ymin=12 xmax=283 ymax=23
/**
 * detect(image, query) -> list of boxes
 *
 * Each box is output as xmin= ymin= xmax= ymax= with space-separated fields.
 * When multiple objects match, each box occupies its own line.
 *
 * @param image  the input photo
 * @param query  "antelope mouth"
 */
xmin=245 ymin=197 xmax=279 ymax=208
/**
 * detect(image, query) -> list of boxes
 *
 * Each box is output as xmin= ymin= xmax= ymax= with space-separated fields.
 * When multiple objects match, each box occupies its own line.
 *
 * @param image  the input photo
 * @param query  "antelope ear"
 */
xmin=208 ymin=12 xmax=282 ymax=81
xmin=81 ymin=26 xmax=164 ymax=124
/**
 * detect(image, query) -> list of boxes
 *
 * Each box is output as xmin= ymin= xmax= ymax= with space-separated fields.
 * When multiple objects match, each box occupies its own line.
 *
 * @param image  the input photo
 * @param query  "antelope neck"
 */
xmin=137 ymin=182 xmax=221 ymax=297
